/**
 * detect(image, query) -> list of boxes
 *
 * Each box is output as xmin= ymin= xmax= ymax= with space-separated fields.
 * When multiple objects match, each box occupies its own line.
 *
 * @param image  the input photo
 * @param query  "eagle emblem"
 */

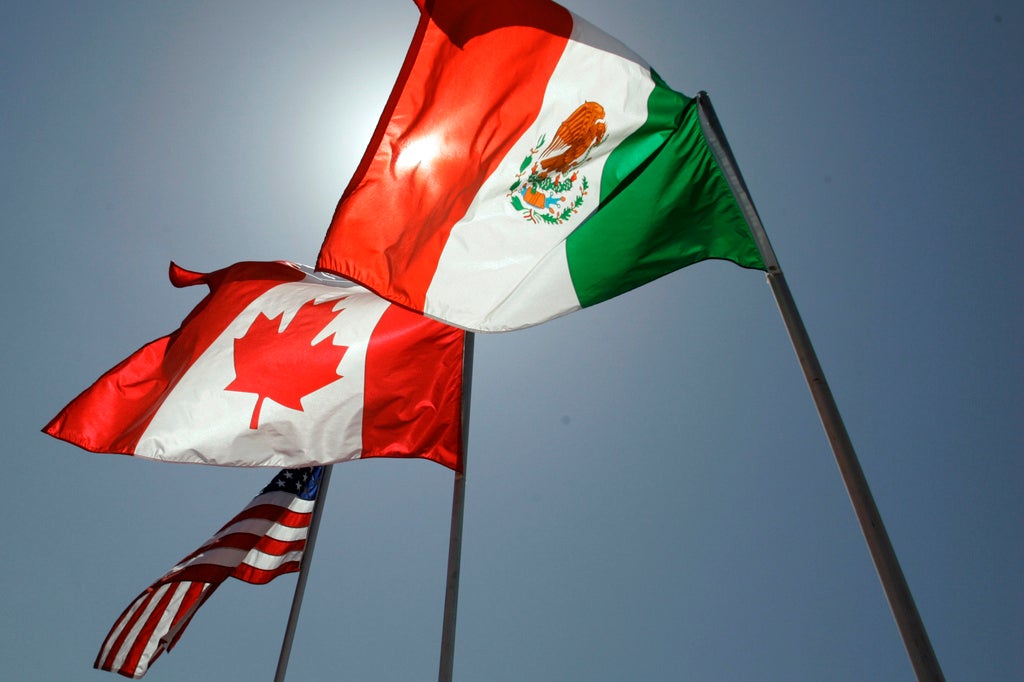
xmin=508 ymin=102 xmax=606 ymax=225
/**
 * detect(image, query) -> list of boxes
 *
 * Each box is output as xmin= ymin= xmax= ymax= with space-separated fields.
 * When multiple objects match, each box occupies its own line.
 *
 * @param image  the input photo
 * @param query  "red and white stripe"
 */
xmin=95 ymin=489 xmax=314 ymax=678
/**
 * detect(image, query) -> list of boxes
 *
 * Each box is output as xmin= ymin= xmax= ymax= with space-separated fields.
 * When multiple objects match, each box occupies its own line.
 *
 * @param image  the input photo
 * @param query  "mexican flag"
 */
xmin=316 ymin=0 xmax=765 ymax=333
xmin=44 ymin=261 xmax=465 ymax=470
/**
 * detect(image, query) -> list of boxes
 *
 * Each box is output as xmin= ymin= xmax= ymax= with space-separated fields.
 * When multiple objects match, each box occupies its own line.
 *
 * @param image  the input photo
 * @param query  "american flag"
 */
xmin=95 ymin=466 xmax=324 ymax=678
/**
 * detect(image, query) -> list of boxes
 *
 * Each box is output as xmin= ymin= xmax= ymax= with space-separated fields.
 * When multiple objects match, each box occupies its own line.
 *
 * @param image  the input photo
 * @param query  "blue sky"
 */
xmin=3 ymin=1 xmax=1022 ymax=679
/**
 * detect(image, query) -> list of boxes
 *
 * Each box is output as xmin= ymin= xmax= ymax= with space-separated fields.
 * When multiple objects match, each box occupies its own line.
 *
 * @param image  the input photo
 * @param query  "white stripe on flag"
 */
xmin=241 ymin=548 xmax=306 ymax=572
xmin=213 ymin=517 xmax=310 ymax=543
xmin=180 ymin=545 xmax=305 ymax=571
xmin=130 ymin=582 xmax=194 ymax=677
xmin=244 ymin=490 xmax=318 ymax=511
xmin=105 ymin=583 xmax=175 ymax=675
xmin=97 ymin=589 xmax=149 ymax=666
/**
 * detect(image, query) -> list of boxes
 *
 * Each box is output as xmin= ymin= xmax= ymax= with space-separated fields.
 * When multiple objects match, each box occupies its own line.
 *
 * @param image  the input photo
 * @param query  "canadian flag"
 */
xmin=44 ymin=261 xmax=465 ymax=470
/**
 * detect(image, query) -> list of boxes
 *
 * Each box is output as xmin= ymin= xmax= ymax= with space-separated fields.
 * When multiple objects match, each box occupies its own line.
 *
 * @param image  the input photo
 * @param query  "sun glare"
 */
xmin=395 ymin=134 xmax=443 ymax=172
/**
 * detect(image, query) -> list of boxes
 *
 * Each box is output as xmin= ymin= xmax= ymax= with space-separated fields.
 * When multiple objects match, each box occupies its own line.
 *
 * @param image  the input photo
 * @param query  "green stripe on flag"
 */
xmin=594 ymin=72 xmax=687 ymax=194
xmin=566 ymin=82 xmax=766 ymax=308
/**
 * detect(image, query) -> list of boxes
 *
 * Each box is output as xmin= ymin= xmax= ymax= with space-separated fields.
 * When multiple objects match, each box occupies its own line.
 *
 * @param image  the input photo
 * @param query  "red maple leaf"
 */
xmin=226 ymin=298 xmax=349 ymax=429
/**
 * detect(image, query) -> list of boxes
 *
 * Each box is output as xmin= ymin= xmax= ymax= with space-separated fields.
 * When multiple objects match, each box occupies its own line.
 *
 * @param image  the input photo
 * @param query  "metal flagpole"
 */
xmin=438 ymin=332 xmax=475 ymax=682
xmin=696 ymin=92 xmax=945 ymax=681
xmin=274 ymin=464 xmax=334 ymax=682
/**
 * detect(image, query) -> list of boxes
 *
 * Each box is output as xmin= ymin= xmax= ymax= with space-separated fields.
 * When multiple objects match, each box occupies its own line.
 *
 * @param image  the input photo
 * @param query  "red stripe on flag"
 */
xmin=231 ymin=561 xmax=304 ymax=585
xmin=172 ymin=531 xmax=307 ymax=569
xmin=96 ymin=581 xmax=214 ymax=677
xmin=361 ymin=305 xmax=465 ymax=470
xmin=217 ymin=502 xmax=313 ymax=530
xmin=169 ymin=558 xmax=302 ymax=586
xmin=206 ymin=531 xmax=306 ymax=557
xmin=249 ymin=533 xmax=307 ymax=557
xmin=97 ymin=586 xmax=156 ymax=673
xmin=162 ymin=582 xmax=213 ymax=653
xmin=318 ymin=0 xmax=573 ymax=311
xmin=118 ymin=584 xmax=181 ymax=676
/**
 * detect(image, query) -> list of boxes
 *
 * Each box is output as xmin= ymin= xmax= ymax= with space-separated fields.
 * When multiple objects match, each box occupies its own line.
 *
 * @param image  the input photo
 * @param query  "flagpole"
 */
xmin=438 ymin=331 xmax=475 ymax=682
xmin=274 ymin=464 xmax=334 ymax=682
xmin=696 ymin=92 xmax=945 ymax=681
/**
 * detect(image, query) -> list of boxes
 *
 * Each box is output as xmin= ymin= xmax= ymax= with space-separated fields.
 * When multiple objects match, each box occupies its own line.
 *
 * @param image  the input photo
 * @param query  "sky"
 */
xmin=2 ymin=1 xmax=1022 ymax=680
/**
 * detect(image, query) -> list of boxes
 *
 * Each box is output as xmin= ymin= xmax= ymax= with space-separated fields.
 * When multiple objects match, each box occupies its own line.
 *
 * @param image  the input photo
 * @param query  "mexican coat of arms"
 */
xmin=508 ymin=101 xmax=606 ymax=225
